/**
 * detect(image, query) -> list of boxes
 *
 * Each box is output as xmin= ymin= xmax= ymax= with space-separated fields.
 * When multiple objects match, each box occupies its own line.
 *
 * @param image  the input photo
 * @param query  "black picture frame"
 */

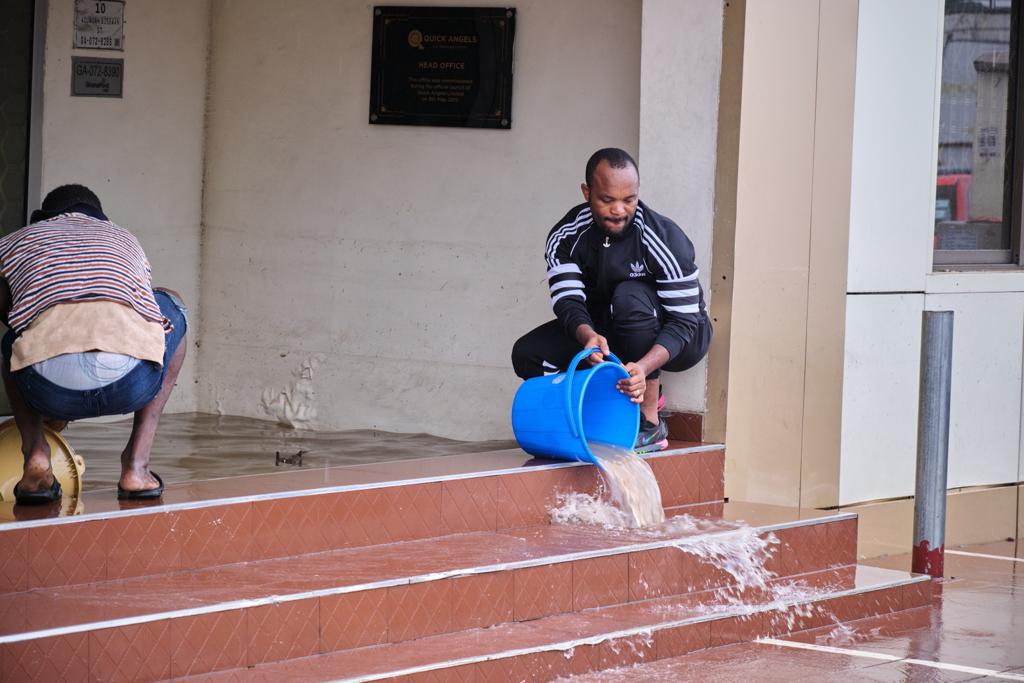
xmin=369 ymin=6 xmax=516 ymax=129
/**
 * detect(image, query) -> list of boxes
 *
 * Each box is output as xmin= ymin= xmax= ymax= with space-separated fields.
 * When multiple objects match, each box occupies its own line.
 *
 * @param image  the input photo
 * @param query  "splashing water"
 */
xmin=549 ymin=440 xmax=779 ymax=594
xmin=823 ymin=619 xmax=858 ymax=645
xmin=546 ymin=443 xmax=849 ymax=634
xmin=548 ymin=489 xmax=636 ymax=529
xmin=549 ymin=480 xmax=779 ymax=598
xmin=548 ymin=442 xmax=778 ymax=596
xmin=669 ymin=523 xmax=779 ymax=596
xmin=549 ymin=474 xmax=838 ymax=628
xmin=586 ymin=442 xmax=666 ymax=527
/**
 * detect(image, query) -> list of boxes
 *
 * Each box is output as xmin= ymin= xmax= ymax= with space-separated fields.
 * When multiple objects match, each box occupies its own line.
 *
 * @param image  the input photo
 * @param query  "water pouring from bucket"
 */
xmin=511 ymin=347 xmax=665 ymax=526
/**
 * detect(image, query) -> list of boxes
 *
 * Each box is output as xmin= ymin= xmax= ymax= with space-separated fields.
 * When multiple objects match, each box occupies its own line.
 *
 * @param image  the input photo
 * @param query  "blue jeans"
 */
xmin=1 ymin=291 xmax=188 ymax=421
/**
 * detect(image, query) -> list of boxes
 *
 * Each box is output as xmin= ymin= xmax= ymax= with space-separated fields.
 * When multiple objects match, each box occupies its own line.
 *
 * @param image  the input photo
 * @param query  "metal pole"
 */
xmin=912 ymin=310 xmax=954 ymax=577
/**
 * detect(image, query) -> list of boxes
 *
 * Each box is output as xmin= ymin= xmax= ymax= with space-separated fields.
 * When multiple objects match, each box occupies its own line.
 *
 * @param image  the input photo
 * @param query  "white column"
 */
xmin=638 ymin=0 xmax=725 ymax=416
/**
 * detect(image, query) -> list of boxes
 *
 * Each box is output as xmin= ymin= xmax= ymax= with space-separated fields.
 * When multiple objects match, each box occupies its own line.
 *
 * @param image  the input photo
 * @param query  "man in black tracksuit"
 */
xmin=511 ymin=148 xmax=712 ymax=452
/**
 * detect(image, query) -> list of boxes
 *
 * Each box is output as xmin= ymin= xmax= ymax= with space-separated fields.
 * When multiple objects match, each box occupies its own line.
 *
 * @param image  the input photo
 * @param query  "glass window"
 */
xmin=934 ymin=0 xmax=1020 ymax=266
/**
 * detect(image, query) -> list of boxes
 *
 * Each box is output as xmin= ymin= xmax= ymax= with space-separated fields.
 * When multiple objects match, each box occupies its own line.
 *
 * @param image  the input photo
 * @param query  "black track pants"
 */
xmin=511 ymin=280 xmax=712 ymax=380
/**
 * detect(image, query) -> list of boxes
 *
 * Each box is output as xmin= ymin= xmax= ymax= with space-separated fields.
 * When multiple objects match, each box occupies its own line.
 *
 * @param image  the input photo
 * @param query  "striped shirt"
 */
xmin=543 ymin=201 xmax=705 ymax=360
xmin=0 ymin=212 xmax=169 ymax=334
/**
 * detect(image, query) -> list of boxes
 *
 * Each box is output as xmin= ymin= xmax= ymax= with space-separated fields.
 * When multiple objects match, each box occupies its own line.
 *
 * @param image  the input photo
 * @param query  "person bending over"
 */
xmin=0 ymin=184 xmax=187 ymax=503
xmin=511 ymin=148 xmax=712 ymax=452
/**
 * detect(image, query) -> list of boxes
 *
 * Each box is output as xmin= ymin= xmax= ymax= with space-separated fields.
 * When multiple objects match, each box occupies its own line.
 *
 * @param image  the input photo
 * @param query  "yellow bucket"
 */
xmin=0 ymin=418 xmax=86 ymax=512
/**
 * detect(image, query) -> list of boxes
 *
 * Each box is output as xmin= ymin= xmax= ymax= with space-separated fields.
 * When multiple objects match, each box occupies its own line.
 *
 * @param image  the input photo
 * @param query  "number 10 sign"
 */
xmin=74 ymin=0 xmax=125 ymax=51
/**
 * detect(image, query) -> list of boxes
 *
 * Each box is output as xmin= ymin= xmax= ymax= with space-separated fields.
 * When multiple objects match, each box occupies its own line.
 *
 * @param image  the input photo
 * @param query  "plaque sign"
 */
xmin=370 ymin=6 xmax=516 ymax=129
xmin=71 ymin=57 xmax=124 ymax=98
xmin=74 ymin=0 xmax=126 ymax=51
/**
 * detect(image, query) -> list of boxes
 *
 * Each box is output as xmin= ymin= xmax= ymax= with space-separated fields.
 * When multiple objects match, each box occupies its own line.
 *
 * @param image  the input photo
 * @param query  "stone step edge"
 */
xmin=5 ymin=444 xmax=725 ymax=530
xmin=0 ymin=510 xmax=856 ymax=645
xmin=341 ymin=574 xmax=930 ymax=683
xmin=241 ymin=569 xmax=933 ymax=683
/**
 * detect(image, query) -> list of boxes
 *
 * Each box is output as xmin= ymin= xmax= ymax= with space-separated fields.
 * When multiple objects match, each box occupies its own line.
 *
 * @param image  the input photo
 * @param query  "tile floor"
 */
xmin=561 ymin=539 xmax=1024 ymax=681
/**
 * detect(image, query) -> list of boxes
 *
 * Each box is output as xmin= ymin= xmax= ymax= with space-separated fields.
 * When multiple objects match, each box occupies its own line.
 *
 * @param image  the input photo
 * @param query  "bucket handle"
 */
xmin=564 ymin=347 xmax=625 ymax=439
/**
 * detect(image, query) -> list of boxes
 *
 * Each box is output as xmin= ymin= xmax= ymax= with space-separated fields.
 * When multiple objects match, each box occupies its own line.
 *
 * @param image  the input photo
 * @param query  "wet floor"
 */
xmin=561 ymin=539 xmax=1024 ymax=681
xmin=61 ymin=412 xmax=516 ymax=492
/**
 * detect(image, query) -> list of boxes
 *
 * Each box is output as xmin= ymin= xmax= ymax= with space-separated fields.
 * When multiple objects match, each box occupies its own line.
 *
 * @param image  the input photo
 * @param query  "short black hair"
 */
xmin=585 ymin=148 xmax=639 ymax=186
xmin=40 ymin=184 xmax=103 ymax=214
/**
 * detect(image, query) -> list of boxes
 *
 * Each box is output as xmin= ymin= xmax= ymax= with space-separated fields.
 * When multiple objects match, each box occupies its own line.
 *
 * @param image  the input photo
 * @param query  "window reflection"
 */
xmin=935 ymin=0 xmax=1014 ymax=257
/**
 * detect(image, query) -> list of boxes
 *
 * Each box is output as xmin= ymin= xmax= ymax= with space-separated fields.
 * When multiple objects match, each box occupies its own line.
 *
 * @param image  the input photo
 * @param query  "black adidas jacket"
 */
xmin=544 ymin=201 xmax=705 ymax=360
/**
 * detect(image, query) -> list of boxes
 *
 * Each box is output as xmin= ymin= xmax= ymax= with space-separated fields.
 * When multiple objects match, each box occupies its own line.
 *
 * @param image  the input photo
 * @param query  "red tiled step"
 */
xmin=0 ymin=503 xmax=853 ymax=679
xmin=0 ymin=445 xmax=724 ymax=591
xmin=557 ymin=611 xmax=938 ymax=683
xmin=178 ymin=566 xmax=932 ymax=682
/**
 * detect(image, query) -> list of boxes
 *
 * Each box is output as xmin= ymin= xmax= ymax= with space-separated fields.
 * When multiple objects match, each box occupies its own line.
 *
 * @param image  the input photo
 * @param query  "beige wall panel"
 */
xmin=705 ymin=0 xmax=744 ymax=443
xmin=926 ymin=293 xmax=1024 ymax=489
xmin=945 ymin=487 xmax=1018 ymax=547
xmin=846 ymin=0 xmax=941 ymax=293
xmin=840 ymin=294 xmax=923 ymax=505
xmin=846 ymin=497 xmax=914 ymax=560
xmin=726 ymin=0 xmax=819 ymax=506
xmin=847 ymin=486 xmax=1016 ymax=559
xmin=639 ymin=0 xmax=725 ymax=415
xmin=199 ymin=0 xmax=644 ymax=438
xmin=40 ymin=0 xmax=210 ymax=412
xmin=799 ymin=0 xmax=858 ymax=509
xmin=726 ymin=269 xmax=812 ymax=505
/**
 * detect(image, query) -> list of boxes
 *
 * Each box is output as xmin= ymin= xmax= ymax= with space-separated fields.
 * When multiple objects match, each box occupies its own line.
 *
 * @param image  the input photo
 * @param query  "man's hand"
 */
xmin=574 ymin=324 xmax=609 ymax=365
xmin=617 ymin=362 xmax=647 ymax=403
xmin=582 ymin=333 xmax=610 ymax=365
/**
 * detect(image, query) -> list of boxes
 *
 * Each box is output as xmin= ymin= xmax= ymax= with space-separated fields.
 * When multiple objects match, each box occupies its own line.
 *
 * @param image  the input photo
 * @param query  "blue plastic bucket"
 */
xmin=511 ymin=347 xmax=640 ymax=463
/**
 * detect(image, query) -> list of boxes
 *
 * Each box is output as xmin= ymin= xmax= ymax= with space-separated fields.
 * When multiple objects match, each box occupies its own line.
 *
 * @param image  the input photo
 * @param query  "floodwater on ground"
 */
xmin=62 ymin=412 xmax=516 ymax=492
xmin=560 ymin=540 xmax=1024 ymax=681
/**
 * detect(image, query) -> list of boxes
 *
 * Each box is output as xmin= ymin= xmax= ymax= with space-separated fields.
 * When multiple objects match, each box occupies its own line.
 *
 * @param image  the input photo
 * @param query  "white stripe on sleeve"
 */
xmin=545 ymin=210 xmax=592 ymax=265
xmin=551 ymin=289 xmax=586 ymax=305
xmin=550 ymin=279 xmax=585 ymax=293
xmin=640 ymin=228 xmax=682 ymax=280
xmin=546 ymin=263 xmax=583 ymax=277
xmin=656 ymin=268 xmax=700 ymax=284
xmin=657 ymin=288 xmax=700 ymax=298
xmin=663 ymin=303 xmax=700 ymax=314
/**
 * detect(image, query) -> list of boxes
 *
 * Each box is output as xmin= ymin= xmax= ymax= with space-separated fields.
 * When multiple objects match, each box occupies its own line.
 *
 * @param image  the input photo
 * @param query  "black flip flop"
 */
xmin=117 ymin=471 xmax=164 ymax=500
xmin=13 ymin=478 xmax=62 ymax=505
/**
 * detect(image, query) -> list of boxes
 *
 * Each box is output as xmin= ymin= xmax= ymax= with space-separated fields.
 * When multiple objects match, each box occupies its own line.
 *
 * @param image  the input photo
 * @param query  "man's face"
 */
xmin=581 ymin=161 xmax=640 ymax=236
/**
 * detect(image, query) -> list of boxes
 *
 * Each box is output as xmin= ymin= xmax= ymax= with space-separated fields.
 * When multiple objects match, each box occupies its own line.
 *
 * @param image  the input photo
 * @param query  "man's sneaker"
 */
xmin=635 ymin=417 xmax=669 ymax=453
xmin=657 ymin=385 xmax=666 ymax=412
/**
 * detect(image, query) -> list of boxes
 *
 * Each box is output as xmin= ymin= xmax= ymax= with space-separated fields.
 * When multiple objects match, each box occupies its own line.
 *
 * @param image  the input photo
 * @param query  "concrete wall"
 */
xmin=638 ymin=0 xmax=724 ymax=416
xmin=34 ymin=0 xmax=210 ymax=413
xmin=199 ymin=0 xmax=643 ymax=439
xmin=839 ymin=0 xmax=1024 ymax=512
xmin=725 ymin=0 xmax=858 ymax=508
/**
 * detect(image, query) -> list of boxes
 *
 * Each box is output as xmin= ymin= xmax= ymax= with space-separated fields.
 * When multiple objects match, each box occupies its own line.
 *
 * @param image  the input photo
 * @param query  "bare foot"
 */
xmin=118 ymin=467 xmax=161 ymax=493
xmin=16 ymin=449 xmax=55 ymax=494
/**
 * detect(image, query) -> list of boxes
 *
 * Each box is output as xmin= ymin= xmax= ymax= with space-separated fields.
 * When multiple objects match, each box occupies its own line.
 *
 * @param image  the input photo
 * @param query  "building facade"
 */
xmin=1 ymin=0 xmax=1020 ymax=552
